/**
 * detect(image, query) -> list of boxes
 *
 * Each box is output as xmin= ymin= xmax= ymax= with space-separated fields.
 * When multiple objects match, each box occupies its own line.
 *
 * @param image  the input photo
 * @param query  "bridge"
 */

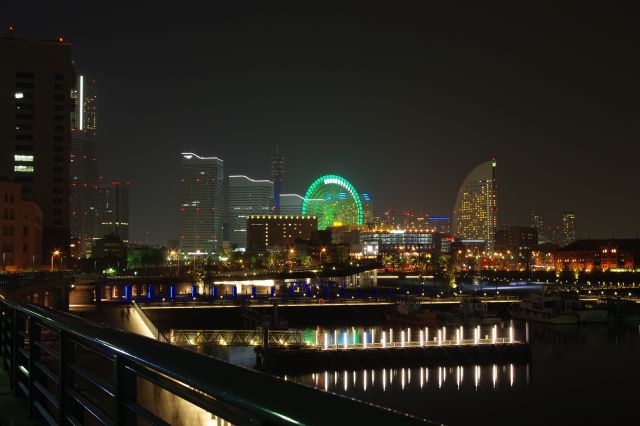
xmin=0 ymin=271 xmax=73 ymax=311
xmin=166 ymin=329 xmax=304 ymax=346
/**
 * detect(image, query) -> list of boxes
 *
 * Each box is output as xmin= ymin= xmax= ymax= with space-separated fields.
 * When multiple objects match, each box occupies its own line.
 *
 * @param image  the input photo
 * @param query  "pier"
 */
xmin=252 ymin=325 xmax=531 ymax=373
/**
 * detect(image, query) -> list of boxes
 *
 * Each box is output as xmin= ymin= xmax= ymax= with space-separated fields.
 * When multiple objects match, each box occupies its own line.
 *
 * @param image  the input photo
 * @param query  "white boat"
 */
xmin=508 ymin=294 xmax=578 ymax=325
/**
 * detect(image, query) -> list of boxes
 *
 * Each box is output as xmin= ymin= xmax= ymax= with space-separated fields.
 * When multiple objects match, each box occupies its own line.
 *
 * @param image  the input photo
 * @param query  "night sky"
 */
xmin=5 ymin=2 xmax=639 ymax=244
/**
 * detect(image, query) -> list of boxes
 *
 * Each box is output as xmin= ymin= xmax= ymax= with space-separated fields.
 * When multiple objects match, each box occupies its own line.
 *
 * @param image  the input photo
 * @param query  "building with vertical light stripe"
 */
xmin=70 ymin=75 xmax=99 ymax=257
xmin=228 ymin=175 xmax=273 ymax=250
xmin=179 ymin=153 xmax=224 ymax=256
xmin=452 ymin=160 xmax=497 ymax=252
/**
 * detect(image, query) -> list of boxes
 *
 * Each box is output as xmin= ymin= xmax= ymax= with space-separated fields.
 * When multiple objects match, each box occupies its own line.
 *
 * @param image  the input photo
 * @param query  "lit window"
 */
xmin=14 ymin=165 xmax=34 ymax=173
xmin=15 ymin=92 xmax=24 ymax=99
xmin=14 ymin=155 xmax=34 ymax=162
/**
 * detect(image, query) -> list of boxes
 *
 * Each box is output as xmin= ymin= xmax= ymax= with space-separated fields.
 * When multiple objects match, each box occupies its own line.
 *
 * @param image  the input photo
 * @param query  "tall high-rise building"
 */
xmin=530 ymin=209 xmax=546 ymax=243
xmin=70 ymin=76 xmax=99 ymax=257
xmin=179 ymin=153 xmax=224 ymax=256
xmin=1 ymin=36 xmax=75 ymax=258
xmin=452 ymin=160 xmax=497 ymax=251
xmin=271 ymin=147 xmax=284 ymax=213
xmin=98 ymin=181 xmax=129 ymax=243
xmin=361 ymin=193 xmax=374 ymax=226
xmin=228 ymin=175 xmax=273 ymax=250
xmin=562 ymin=212 xmax=576 ymax=247
xmin=279 ymin=193 xmax=304 ymax=215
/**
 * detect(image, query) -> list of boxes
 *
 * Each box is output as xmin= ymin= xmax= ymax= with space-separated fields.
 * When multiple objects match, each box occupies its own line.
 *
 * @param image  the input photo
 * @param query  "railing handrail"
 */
xmin=0 ymin=295 xmax=430 ymax=424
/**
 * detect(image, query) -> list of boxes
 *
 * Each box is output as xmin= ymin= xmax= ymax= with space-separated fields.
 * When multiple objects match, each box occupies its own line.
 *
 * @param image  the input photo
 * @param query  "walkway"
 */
xmin=0 ymin=368 xmax=45 ymax=426
xmin=69 ymin=303 xmax=156 ymax=338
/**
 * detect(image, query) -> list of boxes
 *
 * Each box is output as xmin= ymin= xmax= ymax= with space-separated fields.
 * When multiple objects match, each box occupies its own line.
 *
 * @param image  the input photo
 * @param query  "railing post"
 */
xmin=0 ymin=302 xmax=6 ymax=371
xmin=28 ymin=316 xmax=41 ymax=416
xmin=11 ymin=308 xmax=19 ymax=395
xmin=58 ymin=330 xmax=73 ymax=424
xmin=113 ymin=355 xmax=137 ymax=425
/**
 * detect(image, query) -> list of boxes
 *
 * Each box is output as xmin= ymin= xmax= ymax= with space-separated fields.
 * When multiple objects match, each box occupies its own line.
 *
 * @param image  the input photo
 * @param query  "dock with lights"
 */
xmin=256 ymin=325 xmax=531 ymax=374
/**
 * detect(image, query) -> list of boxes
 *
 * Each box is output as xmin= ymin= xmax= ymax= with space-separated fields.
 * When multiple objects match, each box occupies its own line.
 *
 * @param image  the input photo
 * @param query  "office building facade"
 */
xmin=228 ymin=175 xmax=273 ymax=250
xmin=452 ymin=160 xmax=497 ymax=251
xmin=495 ymin=226 xmax=538 ymax=252
xmin=98 ymin=181 xmax=129 ymax=243
xmin=556 ymin=239 xmax=640 ymax=272
xmin=1 ymin=36 xmax=75 ymax=258
xmin=0 ymin=181 xmax=42 ymax=271
xmin=361 ymin=193 xmax=374 ymax=226
xmin=179 ymin=153 xmax=224 ymax=256
xmin=425 ymin=216 xmax=452 ymax=235
xmin=359 ymin=230 xmax=441 ymax=254
xmin=279 ymin=193 xmax=304 ymax=215
xmin=271 ymin=147 xmax=284 ymax=213
xmin=562 ymin=212 xmax=576 ymax=247
xmin=247 ymin=215 xmax=317 ymax=252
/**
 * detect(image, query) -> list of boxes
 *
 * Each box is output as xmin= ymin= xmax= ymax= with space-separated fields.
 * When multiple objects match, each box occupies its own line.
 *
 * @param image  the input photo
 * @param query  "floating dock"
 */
xmin=257 ymin=327 xmax=531 ymax=374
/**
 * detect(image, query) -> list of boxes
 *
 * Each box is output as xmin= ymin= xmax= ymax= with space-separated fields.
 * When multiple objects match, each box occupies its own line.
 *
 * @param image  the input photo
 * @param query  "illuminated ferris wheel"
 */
xmin=301 ymin=174 xmax=363 ymax=229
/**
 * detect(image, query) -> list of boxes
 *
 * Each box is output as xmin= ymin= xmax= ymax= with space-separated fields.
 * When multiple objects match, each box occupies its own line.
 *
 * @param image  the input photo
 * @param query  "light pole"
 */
xmin=289 ymin=248 xmax=295 ymax=269
xmin=170 ymin=250 xmax=177 ymax=276
xmin=319 ymin=247 xmax=326 ymax=266
xmin=50 ymin=250 xmax=60 ymax=272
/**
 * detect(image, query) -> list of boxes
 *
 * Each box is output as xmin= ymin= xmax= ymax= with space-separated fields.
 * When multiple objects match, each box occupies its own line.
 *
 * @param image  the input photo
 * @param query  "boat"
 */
xmin=508 ymin=294 xmax=579 ymax=324
xmin=385 ymin=303 xmax=439 ymax=327
xmin=458 ymin=299 xmax=502 ymax=326
xmin=574 ymin=306 xmax=608 ymax=323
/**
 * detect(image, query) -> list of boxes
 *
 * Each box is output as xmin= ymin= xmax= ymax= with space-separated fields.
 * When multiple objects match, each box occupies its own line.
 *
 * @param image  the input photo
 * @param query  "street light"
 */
xmin=320 ymin=247 xmax=326 ymax=266
xmin=169 ymin=250 xmax=179 ymax=276
xmin=50 ymin=250 xmax=60 ymax=272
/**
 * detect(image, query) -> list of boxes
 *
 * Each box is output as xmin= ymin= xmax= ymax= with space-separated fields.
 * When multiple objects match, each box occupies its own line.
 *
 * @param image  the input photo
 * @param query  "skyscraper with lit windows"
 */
xmin=97 ymin=181 xmax=129 ymax=243
xmin=179 ymin=153 xmax=224 ymax=256
xmin=0 ymin=36 xmax=75 ymax=259
xmin=361 ymin=193 xmax=374 ymax=226
xmin=271 ymin=146 xmax=284 ymax=213
xmin=562 ymin=212 xmax=576 ymax=247
xmin=70 ymin=76 xmax=99 ymax=257
xmin=228 ymin=175 xmax=273 ymax=250
xmin=452 ymin=160 xmax=497 ymax=251
xmin=279 ymin=194 xmax=304 ymax=215
xmin=530 ymin=209 xmax=547 ymax=243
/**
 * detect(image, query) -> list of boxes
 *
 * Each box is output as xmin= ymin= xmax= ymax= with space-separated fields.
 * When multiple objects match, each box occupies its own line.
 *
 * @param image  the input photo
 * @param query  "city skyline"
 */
xmin=4 ymin=3 xmax=639 ymax=244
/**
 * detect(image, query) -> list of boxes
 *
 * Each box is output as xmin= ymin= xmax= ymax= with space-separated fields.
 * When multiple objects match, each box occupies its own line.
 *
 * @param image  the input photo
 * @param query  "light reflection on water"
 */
xmin=290 ymin=364 xmax=528 ymax=395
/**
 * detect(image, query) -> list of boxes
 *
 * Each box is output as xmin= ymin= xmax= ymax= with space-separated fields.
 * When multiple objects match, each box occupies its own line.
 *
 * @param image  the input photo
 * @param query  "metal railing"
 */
xmin=0 ymin=271 xmax=74 ymax=291
xmin=166 ymin=329 xmax=304 ymax=346
xmin=0 ymin=295 xmax=428 ymax=425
